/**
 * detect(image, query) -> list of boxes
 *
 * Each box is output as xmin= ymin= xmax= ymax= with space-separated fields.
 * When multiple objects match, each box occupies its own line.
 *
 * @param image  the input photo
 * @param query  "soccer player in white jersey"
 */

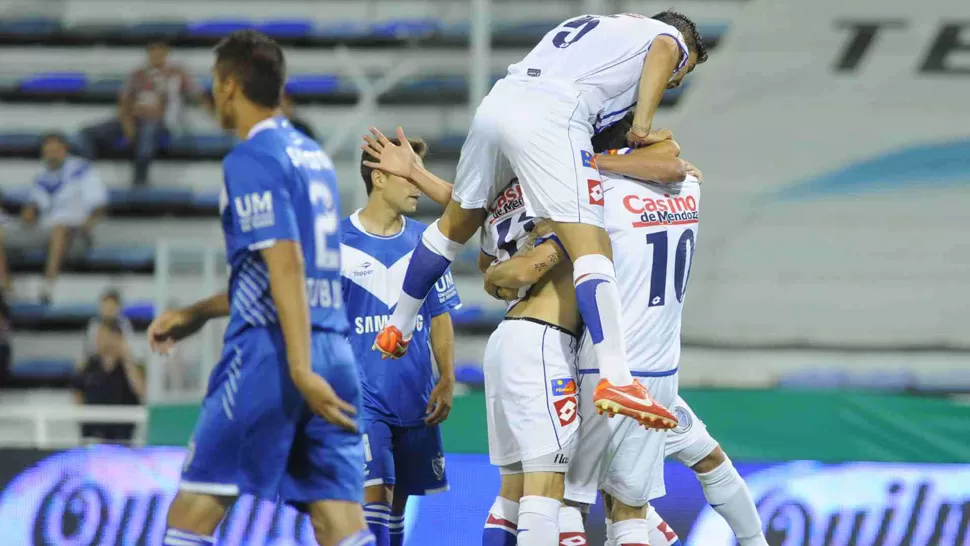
xmin=489 ymin=116 xmax=768 ymax=546
xmin=362 ymin=128 xmax=687 ymax=546
xmin=371 ymin=11 xmax=708 ymax=429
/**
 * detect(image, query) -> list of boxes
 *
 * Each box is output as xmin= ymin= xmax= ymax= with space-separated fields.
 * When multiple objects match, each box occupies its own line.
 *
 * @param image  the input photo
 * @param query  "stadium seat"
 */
xmin=777 ymin=369 xmax=847 ymax=389
xmin=10 ymin=358 xmax=75 ymax=379
xmin=370 ymin=19 xmax=440 ymax=39
xmin=454 ymin=364 xmax=485 ymax=387
xmin=18 ymin=72 xmax=88 ymax=93
xmin=312 ymin=22 xmax=370 ymax=40
xmin=285 ymin=74 xmax=341 ymax=95
xmin=843 ymin=370 xmax=916 ymax=392
xmin=258 ymin=19 xmax=314 ymax=39
xmin=186 ymin=19 xmax=255 ymax=37
xmin=0 ymin=17 xmax=61 ymax=37
xmin=124 ymin=21 xmax=187 ymax=38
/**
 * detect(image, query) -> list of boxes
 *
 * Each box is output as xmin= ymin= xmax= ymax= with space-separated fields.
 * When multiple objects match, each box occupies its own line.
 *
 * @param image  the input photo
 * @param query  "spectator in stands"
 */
xmin=77 ymin=40 xmax=209 ymax=186
xmin=19 ymin=133 xmax=107 ymax=304
xmin=72 ymin=319 xmax=145 ymax=444
xmin=280 ymin=93 xmax=317 ymax=141
xmin=85 ymin=289 xmax=135 ymax=357
xmin=0 ymin=292 xmax=10 ymax=388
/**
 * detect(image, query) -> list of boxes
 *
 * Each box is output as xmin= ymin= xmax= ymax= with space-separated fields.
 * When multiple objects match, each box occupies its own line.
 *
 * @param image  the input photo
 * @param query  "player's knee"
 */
xmin=611 ymin=499 xmax=648 ymax=522
xmin=691 ymin=445 xmax=726 ymax=474
xmin=308 ymin=500 xmax=368 ymax=546
xmin=364 ymin=484 xmax=393 ymax=505
xmin=498 ymin=472 xmax=524 ymax=501
xmin=522 ymin=471 xmax=565 ymax=500
xmin=166 ymin=491 xmax=229 ymax=535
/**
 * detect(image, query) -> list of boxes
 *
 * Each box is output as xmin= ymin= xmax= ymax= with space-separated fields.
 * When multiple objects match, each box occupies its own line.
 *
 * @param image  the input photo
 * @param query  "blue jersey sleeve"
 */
xmin=223 ymin=149 xmax=300 ymax=250
xmin=427 ymin=268 xmax=462 ymax=317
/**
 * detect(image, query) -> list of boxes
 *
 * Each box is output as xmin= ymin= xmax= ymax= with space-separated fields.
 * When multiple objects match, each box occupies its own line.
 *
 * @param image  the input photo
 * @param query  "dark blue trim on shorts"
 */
xmin=577 ymin=367 xmax=678 ymax=377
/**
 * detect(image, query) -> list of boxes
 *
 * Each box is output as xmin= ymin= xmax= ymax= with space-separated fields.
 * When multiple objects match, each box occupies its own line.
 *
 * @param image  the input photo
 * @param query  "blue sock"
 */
xmin=389 ymin=221 xmax=462 ymax=338
xmin=365 ymin=502 xmax=391 ymax=546
xmin=389 ymin=513 xmax=405 ymax=546
xmin=336 ymin=529 xmax=377 ymax=546
xmin=163 ymin=528 xmax=215 ymax=545
xmin=572 ymin=254 xmax=633 ymax=385
xmin=483 ymin=496 xmax=518 ymax=546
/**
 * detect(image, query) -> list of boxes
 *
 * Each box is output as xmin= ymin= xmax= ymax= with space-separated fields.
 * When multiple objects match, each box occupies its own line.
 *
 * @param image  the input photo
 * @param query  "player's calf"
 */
xmin=308 ymin=500 xmax=373 ymax=546
xmin=692 ymin=447 xmax=769 ymax=546
xmin=164 ymin=491 xmax=229 ymax=544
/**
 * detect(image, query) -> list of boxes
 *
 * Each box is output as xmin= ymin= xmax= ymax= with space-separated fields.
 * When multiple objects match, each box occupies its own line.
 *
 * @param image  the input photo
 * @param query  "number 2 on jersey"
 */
xmin=646 ymin=229 xmax=696 ymax=307
xmin=552 ymin=16 xmax=600 ymax=48
xmin=309 ymin=181 xmax=340 ymax=270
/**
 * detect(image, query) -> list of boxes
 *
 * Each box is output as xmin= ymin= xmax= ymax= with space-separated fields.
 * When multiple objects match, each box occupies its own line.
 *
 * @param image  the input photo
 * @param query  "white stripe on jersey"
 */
xmin=233 ymin=254 xmax=278 ymax=327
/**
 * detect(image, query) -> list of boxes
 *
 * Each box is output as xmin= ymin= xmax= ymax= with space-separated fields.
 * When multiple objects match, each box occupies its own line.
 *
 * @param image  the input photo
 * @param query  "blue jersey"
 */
xmin=220 ymin=117 xmax=347 ymax=339
xmin=340 ymin=211 xmax=461 ymax=426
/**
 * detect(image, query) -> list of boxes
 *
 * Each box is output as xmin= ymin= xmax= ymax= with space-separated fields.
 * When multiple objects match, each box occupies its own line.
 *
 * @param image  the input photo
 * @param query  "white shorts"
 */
xmin=564 ymin=364 xmax=678 ymax=508
xmin=453 ymin=77 xmax=604 ymax=227
xmin=664 ymin=395 xmax=719 ymax=468
xmin=484 ymin=317 xmax=581 ymax=468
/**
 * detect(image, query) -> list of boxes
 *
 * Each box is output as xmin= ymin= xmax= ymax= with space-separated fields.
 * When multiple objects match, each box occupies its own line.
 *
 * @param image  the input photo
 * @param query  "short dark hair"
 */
xmin=360 ymin=138 xmax=428 ymax=195
xmin=652 ymin=10 xmax=708 ymax=65
xmin=41 ymin=132 xmax=70 ymax=149
xmin=101 ymin=288 xmax=121 ymax=305
xmin=590 ymin=113 xmax=634 ymax=153
xmin=213 ymin=30 xmax=286 ymax=109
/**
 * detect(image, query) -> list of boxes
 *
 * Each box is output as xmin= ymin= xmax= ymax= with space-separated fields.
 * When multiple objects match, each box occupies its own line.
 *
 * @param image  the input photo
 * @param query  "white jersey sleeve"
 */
xmin=507 ymin=14 xmax=688 ymax=127
xmin=602 ymin=174 xmax=700 ymax=373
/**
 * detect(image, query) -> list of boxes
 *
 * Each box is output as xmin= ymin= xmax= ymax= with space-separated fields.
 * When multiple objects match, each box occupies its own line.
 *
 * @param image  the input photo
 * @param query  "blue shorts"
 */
xmin=361 ymin=417 xmax=448 ymax=496
xmin=180 ymin=328 xmax=363 ymax=506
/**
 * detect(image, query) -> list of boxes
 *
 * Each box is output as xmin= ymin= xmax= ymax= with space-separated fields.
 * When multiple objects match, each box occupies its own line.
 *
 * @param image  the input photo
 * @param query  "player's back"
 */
xmin=602 ymin=172 xmax=700 ymax=373
xmin=506 ymin=14 xmax=687 ymax=123
xmin=220 ymin=117 xmax=347 ymax=340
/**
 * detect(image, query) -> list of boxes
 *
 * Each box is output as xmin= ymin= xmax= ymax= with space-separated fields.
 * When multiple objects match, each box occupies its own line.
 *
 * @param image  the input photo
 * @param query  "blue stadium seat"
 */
xmin=86 ymin=247 xmax=155 ymax=269
xmin=0 ymin=17 xmax=61 ymax=36
xmin=493 ymin=21 xmax=556 ymax=40
xmin=844 ymin=370 xmax=915 ymax=392
xmin=777 ymin=369 xmax=847 ymax=389
xmin=285 ymin=74 xmax=341 ymax=95
xmin=1 ymin=187 xmax=30 ymax=205
xmin=11 ymin=358 xmax=75 ymax=379
xmin=125 ymin=21 xmax=187 ymax=37
xmin=109 ymin=188 xmax=195 ymax=206
xmin=124 ymin=302 xmax=155 ymax=322
xmin=187 ymin=19 xmax=254 ymax=37
xmin=10 ymin=302 xmax=95 ymax=320
xmin=455 ymin=364 xmax=485 ymax=387
xmin=18 ymin=72 xmax=87 ymax=93
xmin=193 ymin=192 xmax=221 ymax=209
xmin=313 ymin=22 xmax=370 ymax=39
xmin=370 ymin=19 xmax=440 ymax=39
xmin=168 ymin=134 xmax=235 ymax=156
xmin=86 ymin=77 xmax=125 ymax=96
xmin=258 ymin=19 xmax=313 ymax=38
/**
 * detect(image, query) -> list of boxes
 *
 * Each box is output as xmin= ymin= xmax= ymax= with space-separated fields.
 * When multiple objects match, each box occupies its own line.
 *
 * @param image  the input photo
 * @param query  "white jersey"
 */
xmin=507 ymin=14 xmax=688 ymax=132
xmin=603 ymin=167 xmax=700 ymax=373
xmin=29 ymin=156 xmax=107 ymax=230
xmin=480 ymin=178 xmax=545 ymax=308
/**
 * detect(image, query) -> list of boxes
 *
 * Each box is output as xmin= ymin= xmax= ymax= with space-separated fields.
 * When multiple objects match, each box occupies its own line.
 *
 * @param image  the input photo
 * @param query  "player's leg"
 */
xmin=483 ymin=470 xmax=523 ymax=546
xmin=389 ymin=491 xmax=408 ymax=546
xmin=163 ymin=493 xmax=229 ymax=545
xmin=361 ymin=419 xmax=395 ymax=546
xmin=645 ymin=505 xmax=682 ymax=546
xmin=666 ymin=399 xmax=768 ymax=546
xmin=390 ymin=424 xmax=448 ymax=546
xmin=558 ymin=503 xmax=588 ymax=545
xmin=376 ymin=99 xmax=507 ymax=357
xmin=41 ymin=225 xmax=71 ymax=303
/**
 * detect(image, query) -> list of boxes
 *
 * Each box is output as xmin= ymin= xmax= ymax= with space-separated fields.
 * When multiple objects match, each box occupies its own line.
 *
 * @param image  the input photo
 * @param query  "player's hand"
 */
xmin=147 ymin=308 xmax=199 ymax=356
xmin=425 ymin=377 xmax=454 ymax=425
xmin=532 ymin=220 xmax=554 ymax=237
xmin=496 ymin=287 xmax=520 ymax=301
xmin=294 ymin=371 xmax=358 ymax=432
xmin=361 ymin=126 xmax=417 ymax=179
xmin=684 ymin=160 xmax=703 ymax=182
xmin=626 ymin=128 xmax=673 ymax=148
xmin=483 ymin=279 xmax=503 ymax=300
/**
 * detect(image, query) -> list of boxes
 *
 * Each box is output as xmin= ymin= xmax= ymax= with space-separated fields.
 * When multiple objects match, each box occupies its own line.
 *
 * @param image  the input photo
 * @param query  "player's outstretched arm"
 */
xmin=629 ymin=35 xmax=684 ymax=145
xmin=261 ymin=241 xmax=357 ymax=432
xmin=426 ymin=312 xmax=456 ymax=425
xmin=147 ymin=292 xmax=229 ymax=355
xmin=484 ymin=239 xmax=565 ymax=290
xmin=596 ymin=147 xmax=687 ymax=183
xmin=362 ymin=126 xmax=454 ymax=207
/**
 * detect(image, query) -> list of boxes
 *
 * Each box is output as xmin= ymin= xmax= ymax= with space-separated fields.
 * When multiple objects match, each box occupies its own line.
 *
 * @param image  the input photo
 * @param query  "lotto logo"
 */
xmin=657 ymin=521 xmax=678 ymax=543
xmin=554 ymin=396 xmax=578 ymax=426
xmin=550 ymin=378 xmax=577 ymax=396
xmin=588 ymin=180 xmax=604 ymax=206
xmin=580 ymin=150 xmax=597 ymax=169
xmin=560 ymin=532 xmax=588 ymax=545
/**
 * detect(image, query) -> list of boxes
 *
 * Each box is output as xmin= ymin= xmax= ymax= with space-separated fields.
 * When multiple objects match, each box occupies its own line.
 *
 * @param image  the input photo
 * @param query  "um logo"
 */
xmin=234 ymin=191 xmax=274 ymax=232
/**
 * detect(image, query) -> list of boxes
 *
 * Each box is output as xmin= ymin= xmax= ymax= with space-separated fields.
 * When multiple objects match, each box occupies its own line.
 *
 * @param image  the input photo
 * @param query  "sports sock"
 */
xmin=696 ymin=458 xmax=768 ymax=546
xmin=163 ymin=528 xmax=215 ymax=545
xmin=572 ymin=254 xmax=633 ymax=386
xmin=390 ymin=220 xmax=463 ymax=338
xmin=517 ymin=495 xmax=561 ymax=546
xmin=483 ymin=496 xmax=519 ymax=546
xmin=613 ymin=518 xmax=650 ymax=546
xmin=389 ymin=513 xmax=405 ymax=546
xmin=558 ymin=505 xmax=588 ymax=544
xmin=605 ymin=518 xmax=617 ymax=546
xmin=364 ymin=502 xmax=390 ymax=546
xmin=336 ymin=529 xmax=377 ymax=546
xmin=646 ymin=507 xmax=682 ymax=546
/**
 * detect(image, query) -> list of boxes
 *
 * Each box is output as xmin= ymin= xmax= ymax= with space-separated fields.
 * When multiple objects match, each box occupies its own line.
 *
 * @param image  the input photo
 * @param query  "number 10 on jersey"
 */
xmin=646 ymin=229 xmax=696 ymax=307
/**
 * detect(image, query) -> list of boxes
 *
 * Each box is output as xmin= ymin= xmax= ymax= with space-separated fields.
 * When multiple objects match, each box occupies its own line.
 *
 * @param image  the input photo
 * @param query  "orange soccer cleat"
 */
xmin=373 ymin=325 xmax=411 ymax=359
xmin=593 ymin=378 xmax=678 ymax=429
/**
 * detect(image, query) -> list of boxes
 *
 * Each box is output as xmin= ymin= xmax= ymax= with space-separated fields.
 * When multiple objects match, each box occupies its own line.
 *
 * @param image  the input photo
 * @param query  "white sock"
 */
xmin=572 ymin=255 xmax=633 ymax=386
xmin=605 ymin=518 xmax=617 ymax=546
xmin=645 ymin=506 xmax=680 ymax=546
xmin=518 ymin=495 xmax=561 ymax=546
xmin=484 ymin=495 xmax=520 ymax=539
xmin=612 ymin=518 xmax=650 ymax=546
xmin=697 ymin=458 xmax=768 ymax=546
xmin=389 ymin=220 xmax=463 ymax=338
xmin=558 ymin=506 xmax=587 ymax=545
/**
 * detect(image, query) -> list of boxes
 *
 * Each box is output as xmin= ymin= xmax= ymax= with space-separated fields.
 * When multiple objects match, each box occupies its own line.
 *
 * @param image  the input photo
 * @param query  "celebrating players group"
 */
xmin=149 ymin=11 xmax=770 ymax=546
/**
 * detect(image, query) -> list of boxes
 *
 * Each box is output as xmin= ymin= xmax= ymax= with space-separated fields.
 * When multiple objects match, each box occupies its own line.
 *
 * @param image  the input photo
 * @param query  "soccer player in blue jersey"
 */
xmin=146 ymin=31 xmax=374 ymax=546
xmin=341 ymin=137 xmax=461 ymax=546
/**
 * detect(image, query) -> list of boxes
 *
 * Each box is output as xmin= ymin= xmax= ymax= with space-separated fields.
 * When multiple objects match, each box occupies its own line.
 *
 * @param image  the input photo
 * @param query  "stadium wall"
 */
xmin=147 ymin=389 xmax=970 ymax=463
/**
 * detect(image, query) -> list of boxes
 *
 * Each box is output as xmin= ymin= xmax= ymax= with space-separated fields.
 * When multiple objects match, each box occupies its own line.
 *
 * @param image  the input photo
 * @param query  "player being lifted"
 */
xmin=340 ymin=138 xmax=461 ymax=546
xmin=490 ymin=115 xmax=768 ymax=546
xmin=147 ymin=31 xmax=374 ymax=546
xmin=361 ymin=127 xmax=686 ymax=546
xmin=372 ymin=11 xmax=707 ymax=429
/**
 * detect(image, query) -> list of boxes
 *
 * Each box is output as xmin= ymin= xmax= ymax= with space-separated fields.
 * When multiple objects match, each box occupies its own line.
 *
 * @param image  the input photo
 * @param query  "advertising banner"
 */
xmin=1 ymin=447 xmax=969 ymax=545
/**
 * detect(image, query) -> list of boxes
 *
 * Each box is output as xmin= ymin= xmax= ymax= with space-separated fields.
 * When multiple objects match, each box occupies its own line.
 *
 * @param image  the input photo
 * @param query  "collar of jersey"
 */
xmin=247 ymin=116 xmax=287 ymax=139
xmin=350 ymin=209 xmax=407 ymax=240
